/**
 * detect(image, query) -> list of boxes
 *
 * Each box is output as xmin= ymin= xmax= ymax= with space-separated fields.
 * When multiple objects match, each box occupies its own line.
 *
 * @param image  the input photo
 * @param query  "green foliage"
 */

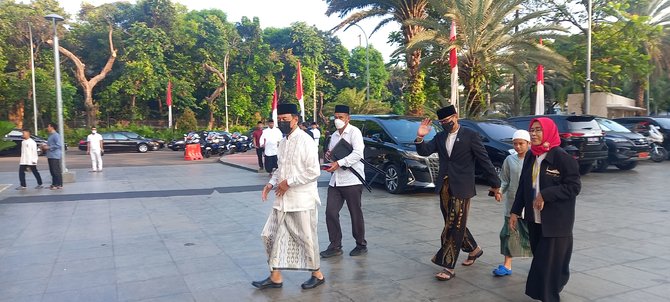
xmin=349 ymin=46 xmax=389 ymax=100
xmin=176 ymin=108 xmax=198 ymax=132
xmin=326 ymin=88 xmax=392 ymax=114
xmin=0 ymin=121 xmax=16 ymax=151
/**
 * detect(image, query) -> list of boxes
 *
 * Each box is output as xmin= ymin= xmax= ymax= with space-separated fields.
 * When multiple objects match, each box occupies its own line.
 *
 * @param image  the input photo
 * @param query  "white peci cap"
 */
xmin=512 ymin=130 xmax=531 ymax=142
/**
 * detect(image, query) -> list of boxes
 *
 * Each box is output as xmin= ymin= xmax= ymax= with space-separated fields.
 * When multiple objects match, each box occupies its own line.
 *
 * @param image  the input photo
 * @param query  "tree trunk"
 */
xmin=202 ymin=63 xmax=226 ymax=130
xmin=635 ymin=80 xmax=646 ymax=111
xmin=47 ymin=24 xmax=117 ymax=127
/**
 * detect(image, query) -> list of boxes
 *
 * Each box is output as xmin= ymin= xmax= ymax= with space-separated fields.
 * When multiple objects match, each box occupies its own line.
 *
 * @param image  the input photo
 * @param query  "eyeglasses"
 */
xmin=529 ymin=128 xmax=543 ymax=134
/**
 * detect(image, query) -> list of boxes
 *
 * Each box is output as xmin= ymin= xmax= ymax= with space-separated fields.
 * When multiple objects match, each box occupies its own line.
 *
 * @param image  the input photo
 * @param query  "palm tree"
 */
xmin=408 ymin=0 xmax=570 ymax=117
xmin=325 ymin=0 xmax=428 ymax=116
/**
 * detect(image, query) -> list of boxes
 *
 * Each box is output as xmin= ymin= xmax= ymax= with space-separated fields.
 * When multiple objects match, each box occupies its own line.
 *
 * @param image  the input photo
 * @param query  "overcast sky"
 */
xmin=43 ymin=0 xmax=399 ymax=62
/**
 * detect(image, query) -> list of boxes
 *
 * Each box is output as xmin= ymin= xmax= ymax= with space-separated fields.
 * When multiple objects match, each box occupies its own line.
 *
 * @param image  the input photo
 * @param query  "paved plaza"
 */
xmin=0 ymin=155 xmax=669 ymax=302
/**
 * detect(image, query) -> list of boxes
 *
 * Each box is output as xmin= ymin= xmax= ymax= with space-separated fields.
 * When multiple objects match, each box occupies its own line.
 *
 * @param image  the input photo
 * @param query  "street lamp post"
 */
xmin=585 ymin=0 xmax=592 ymax=114
xmin=45 ymin=13 xmax=68 ymax=175
xmin=346 ymin=24 xmax=370 ymax=102
xmin=29 ymin=23 xmax=38 ymax=135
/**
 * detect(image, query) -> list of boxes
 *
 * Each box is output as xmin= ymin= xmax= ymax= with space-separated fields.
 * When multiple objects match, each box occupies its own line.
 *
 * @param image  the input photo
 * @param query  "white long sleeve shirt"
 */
xmin=328 ymin=123 xmax=365 ymax=187
xmin=20 ymin=138 xmax=39 ymax=165
xmin=268 ymin=128 xmax=321 ymax=212
xmin=260 ymin=127 xmax=283 ymax=156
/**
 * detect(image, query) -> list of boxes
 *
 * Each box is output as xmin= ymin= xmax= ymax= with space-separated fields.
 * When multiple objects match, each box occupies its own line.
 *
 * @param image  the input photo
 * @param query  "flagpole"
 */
xmin=168 ymin=105 xmax=173 ymax=128
xmin=224 ymin=51 xmax=230 ymax=132
xmin=313 ymin=72 xmax=317 ymax=122
xmin=29 ymin=23 xmax=38 ymax=134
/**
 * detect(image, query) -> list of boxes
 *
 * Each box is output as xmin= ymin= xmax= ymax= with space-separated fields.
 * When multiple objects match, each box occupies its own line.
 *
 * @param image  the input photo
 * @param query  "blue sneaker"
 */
xmin=492 ymin=265 xmax=512 ymax=276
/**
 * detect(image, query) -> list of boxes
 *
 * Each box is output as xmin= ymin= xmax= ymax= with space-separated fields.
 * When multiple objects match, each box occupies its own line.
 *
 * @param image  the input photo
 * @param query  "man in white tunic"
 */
xmin=87 ymin=127 xmax=104 ymax=172
xmin=17 ymin=129 xmax=43 ymax=190
xmin=252 ymin=103 xmax=325 ymax=290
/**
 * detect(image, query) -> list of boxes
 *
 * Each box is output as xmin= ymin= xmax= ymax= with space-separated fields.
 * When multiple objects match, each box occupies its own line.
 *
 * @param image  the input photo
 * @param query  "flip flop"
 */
xmin=492 ymin=265 xmax=512 ymax=276
xmin=462 ymin=249 xmax=483 ymax=266
xmin=435 ymin=269 xmax=455 ymax=281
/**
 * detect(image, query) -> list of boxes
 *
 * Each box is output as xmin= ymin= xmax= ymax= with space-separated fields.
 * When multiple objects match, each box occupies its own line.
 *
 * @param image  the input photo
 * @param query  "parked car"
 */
xmin=346 ymin=115 xmax=440 ymax=194
xmin=117 ymin=131 xmax=165 ymax=150
xmin=458 ymin=119 xmax=518 ymax=177
xmin=613 ymin=116 xmax=670 ymax=159
xmin=78 ymin=132 xmax=157 ymax=153
xmin=593 ymin=118 xmax=650 ymax=171
xmin=1 ymin=129 xmax=48 ymax=156
xmin=507 ymin=115 xmax=608 ymax=175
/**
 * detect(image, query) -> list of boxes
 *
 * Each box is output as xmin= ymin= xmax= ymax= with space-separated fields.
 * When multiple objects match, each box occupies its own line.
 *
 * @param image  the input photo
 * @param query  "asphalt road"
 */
xmin=0 ymin=148 xmax=222 ymax=172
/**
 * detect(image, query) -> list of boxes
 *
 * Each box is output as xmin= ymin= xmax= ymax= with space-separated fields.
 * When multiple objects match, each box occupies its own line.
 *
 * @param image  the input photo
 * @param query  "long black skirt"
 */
xmin=526 ymin=222 xmax=572 ymax=302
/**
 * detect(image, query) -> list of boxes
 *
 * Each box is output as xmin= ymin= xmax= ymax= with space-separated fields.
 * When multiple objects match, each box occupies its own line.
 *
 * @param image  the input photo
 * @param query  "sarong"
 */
xmin=261 ymin=208 xmax=320 ymax=271
xmin=431 ymin=177 xmax=477 ymax=269
xmin=500 ymin=216 xmax=532 ymax=258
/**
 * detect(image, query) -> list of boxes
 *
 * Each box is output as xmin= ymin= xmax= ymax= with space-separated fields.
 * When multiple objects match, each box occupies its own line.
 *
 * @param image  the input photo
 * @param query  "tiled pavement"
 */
xmin=0 ymin=159 xmax=669 ymax=301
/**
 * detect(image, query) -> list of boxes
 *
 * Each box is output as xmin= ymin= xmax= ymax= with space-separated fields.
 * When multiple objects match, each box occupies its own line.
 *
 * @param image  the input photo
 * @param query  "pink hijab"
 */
xmin=530 ymin=117 xmax=561 ymax=156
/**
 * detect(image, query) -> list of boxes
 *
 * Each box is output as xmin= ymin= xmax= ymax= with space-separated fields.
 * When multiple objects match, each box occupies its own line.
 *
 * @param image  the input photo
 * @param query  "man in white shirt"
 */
xmin=310 ymin=122 xmax=321 ymax=146
xmin=259 ymin=119 xmax=283 ymax=175
xmin=17 ymin=129 xmax=43 ymax=190
xmin=321 ymin=105 xmax=368 ymax=258
xmin=87 ymin=127 xmax=104 ymax=172
xmin=253 ymin=103 xmax=325 ymax=290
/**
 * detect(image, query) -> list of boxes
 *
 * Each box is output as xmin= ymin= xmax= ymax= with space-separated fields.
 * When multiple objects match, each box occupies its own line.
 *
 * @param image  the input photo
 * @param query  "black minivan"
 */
xmin=458 ymin=119 xmax=517 ymax=176
xmin=507 ymin=115 xmax=608 ymax=175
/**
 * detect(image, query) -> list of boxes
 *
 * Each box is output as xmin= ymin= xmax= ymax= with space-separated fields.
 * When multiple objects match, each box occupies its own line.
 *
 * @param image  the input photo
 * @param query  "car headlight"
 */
xmin=610 ymin=138 xmax=628 ymax=143
xmin=403 ymin=151 xmax=438 ymax=160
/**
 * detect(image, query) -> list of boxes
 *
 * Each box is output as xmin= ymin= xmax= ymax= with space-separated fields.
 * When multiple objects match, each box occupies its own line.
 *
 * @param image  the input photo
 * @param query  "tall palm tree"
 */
xmin=325 ymin=0 xmax=428 ymax=116
xmin=408 ymin=0 xmax=570 ymax=117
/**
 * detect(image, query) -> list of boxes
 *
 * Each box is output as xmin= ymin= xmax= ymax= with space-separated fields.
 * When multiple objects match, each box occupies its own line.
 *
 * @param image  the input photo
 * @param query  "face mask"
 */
xmin=92 ymin=130 xmax=97 ymax=134
xmin=278 ymin=121 xmax=293 ymax=135
xmin=442 ymin=121 xmax=455 ymax=133
xmin=334 ymin=119 xmax=346 ymax=130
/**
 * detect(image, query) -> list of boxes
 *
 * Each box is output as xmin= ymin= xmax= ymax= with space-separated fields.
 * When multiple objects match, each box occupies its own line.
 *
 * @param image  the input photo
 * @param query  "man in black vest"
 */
xmin=415 ymin=105 xmax=501 ymax=281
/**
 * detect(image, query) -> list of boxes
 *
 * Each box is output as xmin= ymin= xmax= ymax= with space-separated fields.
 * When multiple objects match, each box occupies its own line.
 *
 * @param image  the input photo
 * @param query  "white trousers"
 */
xmin=90 ymin=150 xmax=103 ymax=171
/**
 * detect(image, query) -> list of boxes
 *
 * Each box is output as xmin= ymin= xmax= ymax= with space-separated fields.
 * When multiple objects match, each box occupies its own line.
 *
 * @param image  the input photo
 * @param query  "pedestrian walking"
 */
xmin=493 ymin=130 xmax=533 ymax=277
xmin=253 ymin=103 xmax=325 ymax=290
xmin=259 ymin=119 xmax=282 ymax=176
xmin=16 ymin=129 xmax=43 ymax=190
xmin=252 ymin=121 xmax=265 ymax=172
xmin=414 ymin=105 xmax=501 ymax=281
xmin=44 ymin=122 xmax=63 ymax=190
xmin=310 ymin=122 xmax=321 ymax=146
xmin=510 ymin=117 xmax=581 ymax=302
xmin=320 ymin=105 xmax=368 ymax=258
xmin=87 ymin=127 xmax=104 ymax=172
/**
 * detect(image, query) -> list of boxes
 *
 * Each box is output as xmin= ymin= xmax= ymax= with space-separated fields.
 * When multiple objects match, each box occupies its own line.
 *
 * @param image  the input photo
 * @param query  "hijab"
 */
xmin=530 ymin=117 xmax=561 ymax=156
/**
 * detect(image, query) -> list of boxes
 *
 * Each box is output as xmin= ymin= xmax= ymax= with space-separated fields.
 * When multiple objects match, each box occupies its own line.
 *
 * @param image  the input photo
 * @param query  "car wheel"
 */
xmin=593 ymin=159 xmax=609 ymax=172
xmin=384 ymin=164 xmax=407 ymax=194
xmin=615 ymin=161 xmax=637 ymax=170
xmin=578 ymin=163 xmax=593 ymax=175
xmin=138 ymin=144 xmax=149 ymax=153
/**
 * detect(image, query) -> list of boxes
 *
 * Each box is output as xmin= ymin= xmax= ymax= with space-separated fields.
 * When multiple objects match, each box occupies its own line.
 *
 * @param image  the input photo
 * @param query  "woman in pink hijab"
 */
xmin=509 ymin=117 xmax=581 ymax=302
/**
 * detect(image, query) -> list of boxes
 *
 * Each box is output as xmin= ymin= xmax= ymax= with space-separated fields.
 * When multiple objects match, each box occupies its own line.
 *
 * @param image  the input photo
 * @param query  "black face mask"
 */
xmin=278 ymin=121 xmax=293 ymax=135
xmin=442 ymin=121 xmax=455 ymax=133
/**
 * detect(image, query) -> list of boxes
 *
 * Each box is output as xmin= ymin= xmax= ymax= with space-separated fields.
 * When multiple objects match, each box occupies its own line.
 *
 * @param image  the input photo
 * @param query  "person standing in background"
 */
xmin=44 ymin=122 xmax=63 ymax=190
xmin=252 ymin=121 xmax=265 ymax=172
xmin=310 ymin=122 xmax=321 ymax=146
xmin=87 ymin=127 xmax=104 ymax=172
xmin=260 ymin=119 xmax=283 ymax=176
xmin=16 ymin=129 xmax=43 ymax=190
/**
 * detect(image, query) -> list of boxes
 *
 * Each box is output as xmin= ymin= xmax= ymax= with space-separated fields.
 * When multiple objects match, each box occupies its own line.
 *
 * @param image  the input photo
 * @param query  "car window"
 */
xmin=123 ymin=132 xmax=141 ymax=139
xmin=653 ymin=118 xmax=670 ymax=129
xmin=349 ymin=120 xmax=365 ymax=130
xmin=363 ymin=121 xmax=392 ymax=143
xmin=113 ymin=133 xmax=129 ymax=140
xmin=101 ymin=133 xmax=114 ymax=140
xmin=597 ymin=119 xmax=631 ymax=132
xmin=478 ymin=122 xmax=518 ymax=141
xmin=379 ymin=118 xmax=437 ymax=143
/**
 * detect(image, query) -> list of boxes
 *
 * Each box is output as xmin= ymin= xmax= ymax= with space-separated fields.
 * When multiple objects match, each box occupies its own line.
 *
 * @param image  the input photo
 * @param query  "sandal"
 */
xmin=492 ymin=265 xmax=512 ymax=276
xmin=435 ymin=269 xmax=455 ymax=281
xmin=462 ymin=249 xmax=483 ymax=266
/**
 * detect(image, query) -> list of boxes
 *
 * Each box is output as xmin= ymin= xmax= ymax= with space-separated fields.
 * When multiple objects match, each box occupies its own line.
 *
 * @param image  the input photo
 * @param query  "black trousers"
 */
xmin=264 ymin=155 xmax=277 ymax=173
xmin=432 ymin=178 xmax=477 ymax=269
xmin=19 ymin=165 xmax=43 ymax=187
xmin=326 ymin=185 xmax=366 ymax=249
xmin=48 ymin=158 xmax=63 ymax=187
xmin=256 ymin=147 xmax=264 ymax=168
xmin=526 ymin=222 xmax=572 ymax=302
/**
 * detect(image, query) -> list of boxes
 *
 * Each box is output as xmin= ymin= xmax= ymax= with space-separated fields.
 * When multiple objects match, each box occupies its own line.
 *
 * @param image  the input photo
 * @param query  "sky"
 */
xmin=49 ymin=0 xmax=399 ymax=62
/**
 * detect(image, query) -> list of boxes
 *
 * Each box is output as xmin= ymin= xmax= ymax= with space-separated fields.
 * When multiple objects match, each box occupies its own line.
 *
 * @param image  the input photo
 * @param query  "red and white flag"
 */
xmin=449 ymin=21 xmax=459 ymax=112
xmin=166 ymin=80 xmax=173 ymax=128
xmin=271 ymin=89 xmax=278 ymax=123
xmin=295 ymin=61 xmax=305 ymax=122
xmin=535 ymin=38 xmax=545 ymax=115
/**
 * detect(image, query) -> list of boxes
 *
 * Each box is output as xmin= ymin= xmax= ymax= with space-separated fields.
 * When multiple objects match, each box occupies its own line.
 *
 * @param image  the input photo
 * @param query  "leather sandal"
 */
xmin=435 ymin=269 xmax=455 ymax=281
xmin=462 ymin=249 xmax=483 ymax=266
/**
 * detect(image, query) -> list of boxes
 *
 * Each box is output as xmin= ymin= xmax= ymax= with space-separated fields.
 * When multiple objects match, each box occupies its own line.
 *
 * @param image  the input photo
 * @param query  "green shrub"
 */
xmin=0 ymin=121 xmax=16 ymax=151
xmin=176 ymin=108 xmax=197 ymax=132
xmin=228 ymin=125 xmax=250 ymax=134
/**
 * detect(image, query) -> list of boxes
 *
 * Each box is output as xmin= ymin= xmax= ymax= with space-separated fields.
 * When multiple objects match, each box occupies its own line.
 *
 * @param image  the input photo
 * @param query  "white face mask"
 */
xmin=334 ymin=119 xmax=346 ymax=130
xmin=92 ymin=130 xmax=97 ymax=134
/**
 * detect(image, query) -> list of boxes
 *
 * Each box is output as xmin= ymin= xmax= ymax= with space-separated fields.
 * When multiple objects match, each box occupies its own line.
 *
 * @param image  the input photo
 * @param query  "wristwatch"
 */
xmin=415 ymin=136 xmax=424 ymax=143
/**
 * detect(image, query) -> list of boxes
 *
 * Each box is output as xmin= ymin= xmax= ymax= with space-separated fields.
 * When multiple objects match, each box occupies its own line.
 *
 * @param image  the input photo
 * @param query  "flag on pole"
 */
xmin=166 ymin=80 xmax=173 ymax=128
xmin=535 ymin=38 xmax=545 ymax=115
xmin=271 ymin=89 xmax=278 ymax=123
xmin=296 ymin=61 xmax=305 ymax=122
xmin=449 ymin=21 xmax=459 ymax=113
